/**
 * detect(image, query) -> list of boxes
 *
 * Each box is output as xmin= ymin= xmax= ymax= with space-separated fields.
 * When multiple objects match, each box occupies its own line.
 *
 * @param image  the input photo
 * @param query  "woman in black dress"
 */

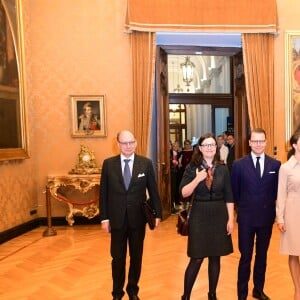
xmin=180 ymin=133 xmax=235 ymax=300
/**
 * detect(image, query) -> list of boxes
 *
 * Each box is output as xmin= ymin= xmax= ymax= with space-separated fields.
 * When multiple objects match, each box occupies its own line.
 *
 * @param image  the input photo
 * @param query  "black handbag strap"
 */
xmin=186 ymin=192 xmax=195 ymax=219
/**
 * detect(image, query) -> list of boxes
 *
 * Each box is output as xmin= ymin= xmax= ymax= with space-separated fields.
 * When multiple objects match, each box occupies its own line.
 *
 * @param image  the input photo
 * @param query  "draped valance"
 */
xmin=126 ymin=0 xmax=277 ymax=33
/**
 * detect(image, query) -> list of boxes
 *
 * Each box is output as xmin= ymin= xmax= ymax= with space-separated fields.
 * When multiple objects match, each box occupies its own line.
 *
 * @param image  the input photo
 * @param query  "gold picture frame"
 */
xmin=70 ymin=95 xmax=107 ymax=137
xmin=0 ymin=0 xmax=29 ymax=161
xmin=285 ymin=31 xmax=300 ymax=146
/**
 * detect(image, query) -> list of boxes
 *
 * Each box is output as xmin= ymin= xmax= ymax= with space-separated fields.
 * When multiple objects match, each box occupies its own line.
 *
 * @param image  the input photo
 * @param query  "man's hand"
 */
xmin=101 ymin=221 xmax=111 ymax=233
xmin=155 ymin=218 xmax=161 ymax=228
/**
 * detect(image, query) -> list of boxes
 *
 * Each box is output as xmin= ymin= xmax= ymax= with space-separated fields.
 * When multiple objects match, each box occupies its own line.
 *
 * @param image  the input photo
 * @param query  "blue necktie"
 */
xmin=123 ymin=159 xmax=131 ymax=189
xmin=256 ymin=157 xmax=261 ymax=177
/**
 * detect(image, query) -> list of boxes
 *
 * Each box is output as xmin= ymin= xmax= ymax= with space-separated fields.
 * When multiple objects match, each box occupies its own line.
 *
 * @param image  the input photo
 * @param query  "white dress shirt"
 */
xmin=251 ymin=152 xmax=265 ymax=176
xmin=121 ymin=153 xmax=135 ymax=175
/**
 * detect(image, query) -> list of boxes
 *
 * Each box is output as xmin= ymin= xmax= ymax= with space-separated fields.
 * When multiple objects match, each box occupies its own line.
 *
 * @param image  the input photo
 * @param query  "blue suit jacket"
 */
xmin=231 ymin=154 xmax=281 ymax=227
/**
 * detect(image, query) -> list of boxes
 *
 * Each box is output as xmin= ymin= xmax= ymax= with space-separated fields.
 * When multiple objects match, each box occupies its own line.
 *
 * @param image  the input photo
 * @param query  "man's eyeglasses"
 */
xmin=118 ymin=141 xmax=136 ymax=146
xmin=200 ymin=143 xmax=217 ymax=148
xmin=250 ymin=140 xmax=266 ymax=145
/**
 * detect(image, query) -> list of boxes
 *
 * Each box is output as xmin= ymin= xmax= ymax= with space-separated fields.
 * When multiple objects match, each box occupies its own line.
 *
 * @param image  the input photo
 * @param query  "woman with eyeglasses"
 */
xmin=179 ymin=133 xmax=235 ymax=300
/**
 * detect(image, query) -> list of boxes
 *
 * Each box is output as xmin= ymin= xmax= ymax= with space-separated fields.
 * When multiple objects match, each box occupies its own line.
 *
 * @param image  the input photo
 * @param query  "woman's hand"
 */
xmin=182 ymin=167 xmax=207 ymax=198
xmin=195 ymin=168 xmax=208 ymax=183
xmin=227 ymin=218 xmax=234 ymax=235
xmin=277 ymin=223 xmax=286 ymax=233
xmin=172 ymin=159 xmax=179 ymax=166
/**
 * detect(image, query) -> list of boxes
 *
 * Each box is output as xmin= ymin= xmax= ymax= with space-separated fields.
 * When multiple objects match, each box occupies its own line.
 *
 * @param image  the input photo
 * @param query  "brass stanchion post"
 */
xmin=43 ymin=185 xmax=57 ymax=237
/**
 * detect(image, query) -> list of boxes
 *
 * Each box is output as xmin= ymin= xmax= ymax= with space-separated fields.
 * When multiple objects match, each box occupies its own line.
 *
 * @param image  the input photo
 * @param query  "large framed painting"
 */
xmin=70 ymin=95 xmax=107 ymax=137
xmin=285 ymin=31 xmax=300 ymax=145
xmin=0 ymin=0 xmax=29 ymax=161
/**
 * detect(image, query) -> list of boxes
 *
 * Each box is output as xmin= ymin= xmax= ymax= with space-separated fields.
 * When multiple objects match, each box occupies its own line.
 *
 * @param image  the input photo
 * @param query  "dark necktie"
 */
xmin=123 ymin=159 xmax=131 ymax=189
xmin=205 ymin=167 xmax=213 ymax=190
xmin=256 ymin=157 xmax=261 ymax=177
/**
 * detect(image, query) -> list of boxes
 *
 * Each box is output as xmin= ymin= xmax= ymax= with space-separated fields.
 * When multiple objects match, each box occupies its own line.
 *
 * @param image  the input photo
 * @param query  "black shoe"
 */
xmin=252 ymin=289 xmax=271 ymax=300
xmin=181 ymin=296 xmax=190 ymax=300
xmin=208 ymin=292 xmax=217 ymax=300
xmin=129 ymin=296 xmax=140 ymax=300
xmin=113 ymin=298 xmax=122 ymax=300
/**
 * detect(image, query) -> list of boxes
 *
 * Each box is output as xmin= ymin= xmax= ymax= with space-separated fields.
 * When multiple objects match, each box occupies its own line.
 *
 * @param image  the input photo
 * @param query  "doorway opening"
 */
xmin=155 ymin=33 xmax=247 ymax=218
xmin=169 ymin=103 xmax=232 ymax=147
xmin=156 ymin=32 xmax=242 ymax=151
xmin=167 ymin=53 xmax=234 ymax=148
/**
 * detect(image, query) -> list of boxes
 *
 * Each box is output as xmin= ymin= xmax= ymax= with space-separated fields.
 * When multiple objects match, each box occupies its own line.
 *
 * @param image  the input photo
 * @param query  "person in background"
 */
xmin=226 ymin=134 xmax=235 ymax=173
xmin=217 ymin=134 xmax=229 ymax=165
xmin=180 ymin=133 xmax=234 ymax=300
xmin=231 ymin=128 xmax=281 ymax=300
xmin=179 ymin=139 xmax=195 ymax=208
xmin=170 ymin=141 xmax=182 ymax=213
xmin=180 ymin=139 xmax=194 ymax=170
xmin=100 ymin=130 xmax=162 ymax=300
xmin=223 ymin=131 xmax=230 ymax=146
xmin=276 ymin=131 xmax=300 ymax=300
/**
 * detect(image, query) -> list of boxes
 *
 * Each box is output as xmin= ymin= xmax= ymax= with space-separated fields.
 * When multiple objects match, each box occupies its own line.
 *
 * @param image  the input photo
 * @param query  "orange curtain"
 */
xmin=131 ymin=31 xmax=156 ymax=156
xmin=126 ymin=0 xmax=277 ymax=33
xmin=242 ymin=33 xmax=274 ymax=155
xmin=126 ymin=1 xmax=278 ymax=157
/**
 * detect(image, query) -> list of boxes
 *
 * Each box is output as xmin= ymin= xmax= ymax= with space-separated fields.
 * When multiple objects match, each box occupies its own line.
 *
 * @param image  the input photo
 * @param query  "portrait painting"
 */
xmin=71 ymin=95 xmax=107 ymax=137
xmin=285 ymin=31 xmax=300 ymax=145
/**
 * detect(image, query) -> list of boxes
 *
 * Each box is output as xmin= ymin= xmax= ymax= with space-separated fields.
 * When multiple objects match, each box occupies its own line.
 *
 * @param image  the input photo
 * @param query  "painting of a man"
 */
xmin=78 ymin=101 xmax=101 ymax=132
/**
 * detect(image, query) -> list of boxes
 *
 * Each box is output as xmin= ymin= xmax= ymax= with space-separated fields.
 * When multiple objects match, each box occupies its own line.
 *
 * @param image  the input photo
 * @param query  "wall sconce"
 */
xmin=180 ymin=56 xmax=195 ymax=90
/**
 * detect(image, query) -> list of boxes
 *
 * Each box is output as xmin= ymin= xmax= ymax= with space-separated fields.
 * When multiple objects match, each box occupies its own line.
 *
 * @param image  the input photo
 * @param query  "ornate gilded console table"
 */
xmin=43 ymin=174 xmax=101 ymax=237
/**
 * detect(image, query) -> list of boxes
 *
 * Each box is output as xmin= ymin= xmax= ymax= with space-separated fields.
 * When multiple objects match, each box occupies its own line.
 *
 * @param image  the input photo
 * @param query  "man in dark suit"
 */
xmin=100 ymin=130 xmax=162 ymax=300
xmin=231 ymin=128 xmax=281 ymax=300
xmin=226 ymin=133 xmax=235 ymax=173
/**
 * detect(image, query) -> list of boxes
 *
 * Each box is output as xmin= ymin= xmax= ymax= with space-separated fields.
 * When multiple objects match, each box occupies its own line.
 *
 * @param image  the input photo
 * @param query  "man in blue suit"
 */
xmin=231 ymin=128 xmax=281 ymax=300
xmin=100 ymin=130 xmax=162 ymax=300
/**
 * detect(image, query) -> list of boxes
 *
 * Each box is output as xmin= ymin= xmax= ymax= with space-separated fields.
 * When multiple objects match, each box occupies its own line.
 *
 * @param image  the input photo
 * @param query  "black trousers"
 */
xmin=110 ymin=217 xmax=146 ymax=298
xmin=171 ymin=167 xmax=181 ymax=205
xmin=237 ymin=224 xmax=273 ymax=299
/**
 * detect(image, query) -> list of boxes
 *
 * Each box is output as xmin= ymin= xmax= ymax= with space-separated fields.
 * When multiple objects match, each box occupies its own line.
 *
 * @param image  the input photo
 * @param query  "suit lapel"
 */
xmin=117 ymin=155 xmax=143 ymax=191
xmin=247 ymin=154 xmax=268 ymax=179
xmin=130 ymin=155 xmax=142 ymax=189
xmin=262 ymin=155 xmax=271 ymax=178
xmin=113 ymin=155 xmax=124 ymax=187
xmin=246 ymin=154 xmax=257 ymax=176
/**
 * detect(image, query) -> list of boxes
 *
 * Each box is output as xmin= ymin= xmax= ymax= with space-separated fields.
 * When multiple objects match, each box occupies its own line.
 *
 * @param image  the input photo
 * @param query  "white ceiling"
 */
xmin=156 ymin=32 xmax=242 ymax=48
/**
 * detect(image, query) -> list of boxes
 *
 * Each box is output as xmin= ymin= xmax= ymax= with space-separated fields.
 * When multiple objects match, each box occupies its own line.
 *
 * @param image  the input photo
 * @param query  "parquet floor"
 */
xmin=0 ymin=215 xmax=294 ymax=300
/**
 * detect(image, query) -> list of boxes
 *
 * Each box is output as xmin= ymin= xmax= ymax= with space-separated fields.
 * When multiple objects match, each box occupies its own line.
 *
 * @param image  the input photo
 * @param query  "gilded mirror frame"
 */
xmin=285 ymin=31 xmax=300 ymax=149
xmin=0 ymin=0 xmax=29 ymax=161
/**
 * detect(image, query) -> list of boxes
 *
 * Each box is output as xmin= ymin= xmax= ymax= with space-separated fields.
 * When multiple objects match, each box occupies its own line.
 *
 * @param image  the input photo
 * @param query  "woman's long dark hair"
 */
xmin=288 ymin=130 xmax=300 ymax=157
xmin=191 ymin=133 xmax=220 ymax=167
